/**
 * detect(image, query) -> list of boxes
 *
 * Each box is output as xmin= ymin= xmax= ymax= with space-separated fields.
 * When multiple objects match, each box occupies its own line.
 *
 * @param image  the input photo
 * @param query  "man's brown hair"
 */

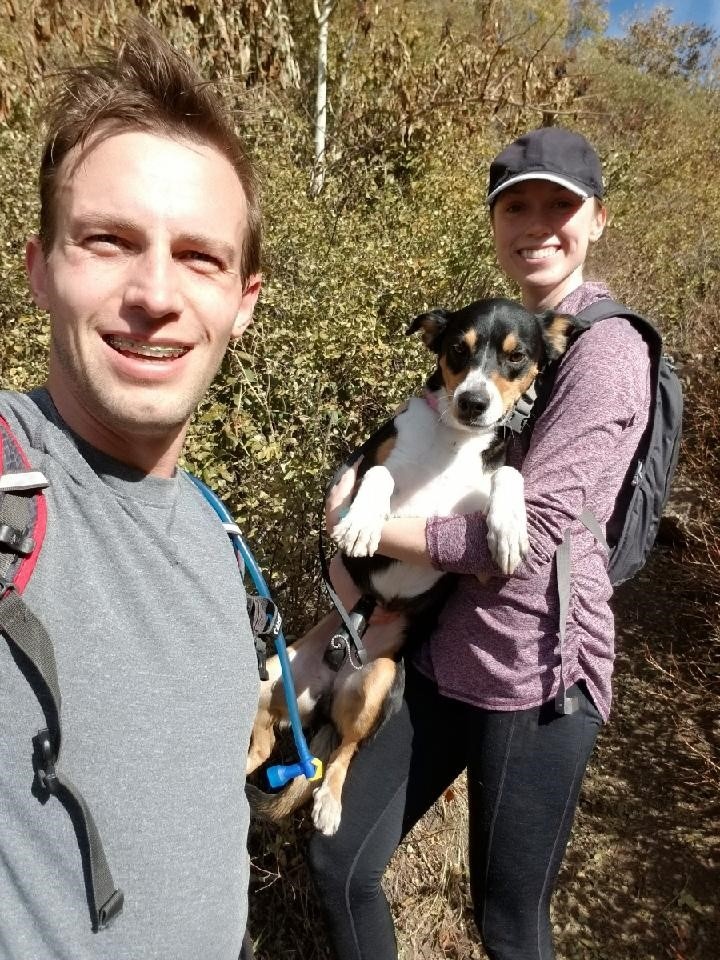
xmin=39 ymin=18 xmax=261 ymax=283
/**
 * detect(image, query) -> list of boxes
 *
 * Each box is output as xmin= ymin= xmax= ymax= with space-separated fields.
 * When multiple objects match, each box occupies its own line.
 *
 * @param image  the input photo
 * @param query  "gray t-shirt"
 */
xmin=0 ymin=390 xmax=259 ymax=960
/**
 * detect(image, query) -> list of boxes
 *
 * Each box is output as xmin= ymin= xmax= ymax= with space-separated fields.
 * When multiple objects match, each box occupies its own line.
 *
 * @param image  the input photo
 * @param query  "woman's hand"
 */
xmin=324 ymin=460 xmax=359 ymax=537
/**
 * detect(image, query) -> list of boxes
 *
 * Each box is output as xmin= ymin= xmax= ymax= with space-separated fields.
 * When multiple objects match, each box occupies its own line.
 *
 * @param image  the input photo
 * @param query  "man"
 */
xmin=0 ymin=19 xmax=261 ymax=960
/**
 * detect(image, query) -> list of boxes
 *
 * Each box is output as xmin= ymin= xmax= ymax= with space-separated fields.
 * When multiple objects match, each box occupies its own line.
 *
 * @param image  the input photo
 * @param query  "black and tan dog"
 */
xmin=247 ymin=297 xmax=584 ymax=834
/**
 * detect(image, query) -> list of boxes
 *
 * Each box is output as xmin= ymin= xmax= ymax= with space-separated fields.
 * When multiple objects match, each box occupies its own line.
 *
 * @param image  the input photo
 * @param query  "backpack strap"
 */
xmin=0 ymin=590 xmax=124 ymax=928
xmin=554 ymin=508 xmax=608 ymax=715
xmin=551 ymin=298 xmax=668 ymax=713
xmin=0 ymin=422 xmax=124 ymax=931
xmin=573 ymin=298 xmax=662 ymax=352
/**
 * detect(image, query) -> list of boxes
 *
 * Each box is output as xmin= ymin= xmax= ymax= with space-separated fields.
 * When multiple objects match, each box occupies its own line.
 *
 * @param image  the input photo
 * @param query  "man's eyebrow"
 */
xmin=69 ymin=212 xmax=143 ymax=235
xmin=69 ymin=214 xmax=239 ymax=262
xmin=179 ymin=232 xmax=238 ymax=264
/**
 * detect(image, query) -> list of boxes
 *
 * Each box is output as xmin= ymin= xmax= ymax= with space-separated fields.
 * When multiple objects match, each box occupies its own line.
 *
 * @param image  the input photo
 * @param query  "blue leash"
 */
xmin=187 ymin=474 xmax=321 ymax=788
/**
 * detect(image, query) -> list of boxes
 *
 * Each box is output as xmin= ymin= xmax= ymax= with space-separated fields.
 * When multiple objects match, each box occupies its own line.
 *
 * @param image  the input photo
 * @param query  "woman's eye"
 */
xmin=552 ymin=196 xmax=581 ymax=212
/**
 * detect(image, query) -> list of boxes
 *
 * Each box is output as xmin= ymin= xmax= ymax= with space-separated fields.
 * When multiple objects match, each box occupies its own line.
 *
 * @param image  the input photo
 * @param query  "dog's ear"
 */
xmin=536 ymin=310 xmax=589 ymax=361
xmin=406 ymin=309 xmax=450 ymax=353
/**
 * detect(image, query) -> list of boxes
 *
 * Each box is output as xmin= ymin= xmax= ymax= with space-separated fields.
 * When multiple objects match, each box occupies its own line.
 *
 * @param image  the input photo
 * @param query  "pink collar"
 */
xmin=424 ymin=389 xmax=440 ymax=412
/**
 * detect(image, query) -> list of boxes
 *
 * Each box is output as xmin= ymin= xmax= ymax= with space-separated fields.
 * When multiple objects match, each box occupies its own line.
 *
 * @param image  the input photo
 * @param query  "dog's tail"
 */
xmin=245 ymin=723 xmax=339 ymax=822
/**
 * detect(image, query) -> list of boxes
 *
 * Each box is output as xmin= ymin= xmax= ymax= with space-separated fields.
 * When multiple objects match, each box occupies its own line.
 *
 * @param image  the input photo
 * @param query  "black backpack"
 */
xmin=510 ymin=299 xmax=683 ymax=713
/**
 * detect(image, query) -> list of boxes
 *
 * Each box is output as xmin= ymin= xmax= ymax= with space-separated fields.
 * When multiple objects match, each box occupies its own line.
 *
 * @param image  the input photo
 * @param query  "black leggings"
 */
xmin=308 ymin=664 xmax=602 ymax=960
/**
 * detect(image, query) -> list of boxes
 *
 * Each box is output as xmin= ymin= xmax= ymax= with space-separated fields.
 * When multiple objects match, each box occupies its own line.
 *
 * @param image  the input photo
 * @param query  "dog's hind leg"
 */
xmin=247 ymin=712 xmax=278 ymax=775
xmin=311 ymin=656 xmax=398 ymax=835
xmin=247 ymin=724 xmax=339 ymax=822
xmin=246 ymin=612 xmax=342 ymax=775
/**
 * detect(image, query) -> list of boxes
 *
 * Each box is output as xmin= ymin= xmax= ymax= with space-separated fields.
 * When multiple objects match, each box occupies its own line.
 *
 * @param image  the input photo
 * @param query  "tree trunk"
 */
xmin=310 ymin=0 xmax=334 ymax=196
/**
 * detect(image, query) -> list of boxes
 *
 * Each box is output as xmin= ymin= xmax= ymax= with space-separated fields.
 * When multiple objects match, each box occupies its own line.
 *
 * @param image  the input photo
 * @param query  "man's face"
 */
xmin=26 ymin=129 xmax=260 ymax=463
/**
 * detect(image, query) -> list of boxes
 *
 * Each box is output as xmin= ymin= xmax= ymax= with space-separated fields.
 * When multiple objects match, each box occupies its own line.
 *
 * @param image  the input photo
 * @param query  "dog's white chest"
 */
xmin=332 ymin=396 xmax=502 ymax=603
xmin=389 ymin=397 xmax=493 ymax=518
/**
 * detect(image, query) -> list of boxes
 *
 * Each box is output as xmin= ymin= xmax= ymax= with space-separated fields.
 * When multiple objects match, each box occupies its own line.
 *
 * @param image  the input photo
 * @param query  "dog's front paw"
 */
xmin=332 ymin=507 xmax=385 ymax=558
xmin=331 ymin=465 xmax=393 ymax=558
xmin=312 ymin=782 xmax=342 ymax=835
xmin=486 ymin=466 xmax=529 ymax=575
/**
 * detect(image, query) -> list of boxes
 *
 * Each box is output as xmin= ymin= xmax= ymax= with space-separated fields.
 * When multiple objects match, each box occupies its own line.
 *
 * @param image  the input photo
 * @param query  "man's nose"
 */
xmin=123 ymin=249 xmax=183 ymax=318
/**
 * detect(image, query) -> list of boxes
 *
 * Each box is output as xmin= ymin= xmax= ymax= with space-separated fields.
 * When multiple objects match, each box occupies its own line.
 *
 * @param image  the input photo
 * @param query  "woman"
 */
xmin=309 ymin=127 xmax=651 ymax=960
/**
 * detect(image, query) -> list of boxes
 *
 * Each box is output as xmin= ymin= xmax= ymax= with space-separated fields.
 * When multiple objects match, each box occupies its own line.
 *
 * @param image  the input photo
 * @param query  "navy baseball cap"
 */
xmin=487 ymin=127 xmax=604 ymax=206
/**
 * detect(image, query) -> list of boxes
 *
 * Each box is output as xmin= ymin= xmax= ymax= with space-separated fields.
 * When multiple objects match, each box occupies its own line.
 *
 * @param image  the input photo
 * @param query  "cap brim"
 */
xmin=487 ymin=172 xmax=590 ymax=205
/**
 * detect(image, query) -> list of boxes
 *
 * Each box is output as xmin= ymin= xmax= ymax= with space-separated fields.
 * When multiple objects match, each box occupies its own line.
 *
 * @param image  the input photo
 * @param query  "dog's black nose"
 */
xmin=457 ymin=392 xmax=489 ymax=420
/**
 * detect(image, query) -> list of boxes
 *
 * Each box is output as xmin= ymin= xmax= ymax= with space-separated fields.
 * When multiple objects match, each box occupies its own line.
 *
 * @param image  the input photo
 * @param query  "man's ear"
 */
xmin=536 ymin=310 xmax=588 ymax=361
xmin=26 ymin=236 xmax=50 ymax=311
xmin=231 ymin=273 xmax=262 ymax=338
xmin=406 ymin=309 xmax=451 ymax=353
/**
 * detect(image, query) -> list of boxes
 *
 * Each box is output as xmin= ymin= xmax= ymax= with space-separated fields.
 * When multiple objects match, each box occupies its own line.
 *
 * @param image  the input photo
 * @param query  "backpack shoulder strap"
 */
xmin=575 ymin=298 xmax=663 ymax=355
xmin=534 ymin=300 xmax=661 ymax=714
xmin=0 ymin=418 xmax=124 ymax=931
xmin=513 ymin=298 xmax=664 ymax=448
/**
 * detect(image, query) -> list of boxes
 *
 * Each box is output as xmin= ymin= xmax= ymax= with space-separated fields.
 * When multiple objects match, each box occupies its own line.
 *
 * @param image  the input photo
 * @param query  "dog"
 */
xmin=247 ymin=297 xmax=583 ymax=834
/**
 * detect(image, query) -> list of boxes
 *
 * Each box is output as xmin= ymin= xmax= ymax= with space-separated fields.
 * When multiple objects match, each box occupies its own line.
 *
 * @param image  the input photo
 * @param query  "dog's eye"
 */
xmin=507 ymin=350 xmax=526 ymax=365
xmin=450 ymin=342 xmax=469 ymax=359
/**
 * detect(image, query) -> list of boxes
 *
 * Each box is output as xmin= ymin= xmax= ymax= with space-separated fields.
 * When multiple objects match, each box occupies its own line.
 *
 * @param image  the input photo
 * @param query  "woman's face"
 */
xmin=491 ymin=180 xmax=606 ymax=310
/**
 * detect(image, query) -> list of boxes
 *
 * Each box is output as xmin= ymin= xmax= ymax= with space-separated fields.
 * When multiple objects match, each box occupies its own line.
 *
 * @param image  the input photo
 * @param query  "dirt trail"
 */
xmin=553 ymin=549 xmax=719 ymax=960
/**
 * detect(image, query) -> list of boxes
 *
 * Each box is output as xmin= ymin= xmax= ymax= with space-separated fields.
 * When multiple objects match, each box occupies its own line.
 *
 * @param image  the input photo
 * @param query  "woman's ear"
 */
xmin=589 ymin=202 xmax=607 ymax=243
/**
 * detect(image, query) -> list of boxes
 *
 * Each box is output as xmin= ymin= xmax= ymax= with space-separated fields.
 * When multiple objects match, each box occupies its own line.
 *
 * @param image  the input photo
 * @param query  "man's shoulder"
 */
xmin=0 ymin=389 xmax=52 ymax=451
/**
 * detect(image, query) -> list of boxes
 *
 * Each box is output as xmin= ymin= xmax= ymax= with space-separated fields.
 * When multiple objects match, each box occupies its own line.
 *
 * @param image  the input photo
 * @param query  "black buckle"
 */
xmin=262 ymin=599 xmax=282 ymax=640
xmin=246 ymin=596 xmax=283 ymax=681
xmin=34 ymin=729 xmax=60 ymax=795
xmin=255 ymin=637 xmax=269 ymax=681
xmin=0 ymin=523 xmax=34 ymax=556
xmin=98 ymin=888 xmax=125 ymax=928
xmin=324 ymin=632 xmax=348 ymax=672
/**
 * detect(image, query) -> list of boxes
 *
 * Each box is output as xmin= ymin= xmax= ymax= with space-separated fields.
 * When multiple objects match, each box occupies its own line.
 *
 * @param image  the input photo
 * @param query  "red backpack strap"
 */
xmin=0 ymin=415 xmax=48 ymax=592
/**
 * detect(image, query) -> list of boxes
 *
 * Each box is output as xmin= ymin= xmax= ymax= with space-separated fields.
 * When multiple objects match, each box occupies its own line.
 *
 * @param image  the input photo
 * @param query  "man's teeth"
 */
xmin=519 ymin=247 xmax=557 ymax=260
xmin=106 ymin=337 xmax=187 ymax=359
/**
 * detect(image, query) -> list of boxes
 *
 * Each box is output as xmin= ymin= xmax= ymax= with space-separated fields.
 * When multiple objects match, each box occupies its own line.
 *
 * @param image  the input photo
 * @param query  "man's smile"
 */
xmin=103 ymin=335 xmax=191 ymax=361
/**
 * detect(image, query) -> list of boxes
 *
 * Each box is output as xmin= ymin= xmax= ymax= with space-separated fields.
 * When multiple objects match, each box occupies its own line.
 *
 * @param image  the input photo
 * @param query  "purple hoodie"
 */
xmin=419 ymin=282 xmax=651 ymax=720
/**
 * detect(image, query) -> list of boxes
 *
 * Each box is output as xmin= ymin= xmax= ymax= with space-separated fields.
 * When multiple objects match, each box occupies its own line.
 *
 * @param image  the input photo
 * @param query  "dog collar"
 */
xmin=424 ymin=389 xmax=441 ymax=412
